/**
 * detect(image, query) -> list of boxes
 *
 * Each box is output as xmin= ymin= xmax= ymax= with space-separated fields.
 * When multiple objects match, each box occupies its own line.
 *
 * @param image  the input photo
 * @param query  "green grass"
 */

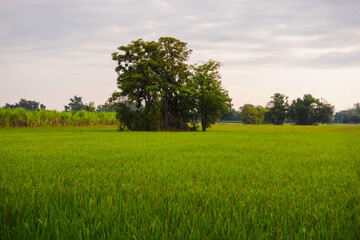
xmin=0 ymin=108 xmax=117 ymax=127
xmin=217 ymin=120 xmax=243 ymax=123
xmin=0 ymin=125 xmax=359 ymax=239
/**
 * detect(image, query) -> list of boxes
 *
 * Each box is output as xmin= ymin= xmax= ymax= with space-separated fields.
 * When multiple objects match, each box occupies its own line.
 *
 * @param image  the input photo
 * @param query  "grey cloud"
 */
xmin=1 ymin=0 xmax=360 ymax=68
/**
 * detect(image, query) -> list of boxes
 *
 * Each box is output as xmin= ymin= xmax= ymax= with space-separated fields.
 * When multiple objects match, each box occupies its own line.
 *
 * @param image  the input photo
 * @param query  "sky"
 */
xmin=0 ymin=0 xmax=359 ymax=111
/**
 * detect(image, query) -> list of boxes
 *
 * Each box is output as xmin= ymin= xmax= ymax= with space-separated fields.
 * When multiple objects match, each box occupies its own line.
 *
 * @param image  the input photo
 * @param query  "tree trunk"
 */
xmin=164 ymin=99 xmax=168 ymax=130
xmin=201 ymin=115 xmax=206 ymax=131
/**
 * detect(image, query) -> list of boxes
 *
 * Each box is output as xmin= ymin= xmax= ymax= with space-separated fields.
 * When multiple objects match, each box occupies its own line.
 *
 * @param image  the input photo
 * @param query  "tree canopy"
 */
xmin=265 ymin=93 xmax=288 ymax=125
xmin=288 ymin=94 xmax=334 ymax=125
xmin=190 ymin=60 xmax=231 ymax=131
xmin=110 ymin=37 xmax=231 ymax=131
xmin=239 ymin=104 xmax=268 ymax=124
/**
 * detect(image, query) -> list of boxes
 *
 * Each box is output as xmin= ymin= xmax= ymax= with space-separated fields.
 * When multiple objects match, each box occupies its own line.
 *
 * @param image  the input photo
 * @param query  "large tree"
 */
xmin=156 ymin=37 xmax=193 ymax=129
xmin=265 ymin=93 xmax=288 ymax=125
xmin=111 ymin=39 xmax=162 ymax=130
xmin=112 ymin=38 xmax=192 ymax=130
xmin=111 ymin=37 xmax=195 ymax=131
xmin=190 ymin=60 xmax=231 ymax=131
xmin=111 ymin=37 xmax=231 ymax=131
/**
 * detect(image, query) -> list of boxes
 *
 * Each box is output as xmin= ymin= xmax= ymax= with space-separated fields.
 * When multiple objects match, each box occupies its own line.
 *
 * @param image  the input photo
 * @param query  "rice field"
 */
xmin=0 ymin=124 xmax=359 ymax=239
xmin=0 ymin=108 xmax=117 ymax=127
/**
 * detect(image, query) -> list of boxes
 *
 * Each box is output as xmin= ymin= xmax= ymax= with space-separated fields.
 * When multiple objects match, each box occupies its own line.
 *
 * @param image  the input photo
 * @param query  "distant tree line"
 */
xmin=3 ymin=96 xmax=116 ymax=113
xmin=238 ymin=93 xmax=335 ymax=125
xmin=2 ymin=95 xmax=358 ymax=127
xmin=220 ymin=108 xmax=241 ymax=122
xmin=333 ymin=103 xmax=360 ymax=124
xmin=4 ymin=99 xmax=46 ymax=111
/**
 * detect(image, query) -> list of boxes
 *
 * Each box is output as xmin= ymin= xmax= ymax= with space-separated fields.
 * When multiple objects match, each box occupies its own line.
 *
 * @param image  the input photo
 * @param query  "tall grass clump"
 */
xmin=0 ymin=108 xmax=117 ymax=127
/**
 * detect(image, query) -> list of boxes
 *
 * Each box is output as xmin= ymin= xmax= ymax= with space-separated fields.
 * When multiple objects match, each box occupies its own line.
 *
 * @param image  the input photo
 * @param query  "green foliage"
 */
xmin=265 ymin=93 xmax=288 ymax=125
xmin=115 ymin=102 xmax=162 ymax=131
xmin=0 ymin=108 xmax=117 ymax=127
xmin=1 ymin=125 xmax=359 ymax=239
xmin=334 ymin=111 xmax=351 ymax=123
xmin=220 ymin=108 xmax=241 ymax=122
xmin=256 ymin=105 xmax=269 ymax=124
xmin=190 ymin=60 xmax=231 ymax=131
xmin=85 ymin=102 xmax=96 ymax=112
xmin=4 ymin=98 xmax=46 ymax=110
xmin=288 ymin=94 xmax=335 ymax=125
xmin=334 ymin=103 xmax=360 ymax=123
xmin=352 ymin=114 xmax=360 ymax=123
xmin=64 ymin=95 xmax=86 ymax=112
xmin=240 ymin=104 xmax=266 ymax=124
xmin=96 ymin=102 xmax=116 ymax=112
xmin=111 ymin=38 xmax=231 ymax=131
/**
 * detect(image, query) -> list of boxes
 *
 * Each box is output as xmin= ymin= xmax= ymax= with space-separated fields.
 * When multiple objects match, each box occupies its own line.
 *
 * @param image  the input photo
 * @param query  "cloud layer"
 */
xmin=1 ymin=0 xmax=359 ymax=110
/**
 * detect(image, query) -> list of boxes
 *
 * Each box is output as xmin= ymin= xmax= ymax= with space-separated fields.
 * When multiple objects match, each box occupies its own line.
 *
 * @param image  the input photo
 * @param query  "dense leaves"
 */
xmin=265 ymin=93 xmax=288 ymax=125
xmin=111 ymin=37 xmax=231 ymax=131
xmin=190 ymin=60 xmax=231 ymax=131
xmin=239 ymin=104 xmax=268 ymax=124
xmin=239 ymin=94 xmax=335 ymax=125
xmin=288 ymin=94 xmax=334 ymax=125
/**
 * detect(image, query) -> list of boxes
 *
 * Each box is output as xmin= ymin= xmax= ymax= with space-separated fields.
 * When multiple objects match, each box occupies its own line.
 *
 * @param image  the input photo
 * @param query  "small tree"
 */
xmin=85 ymin=102 xmax=95 ymax=112
xmin=64 ymin=95 xmax=86 ymax=112
xmin=265 ymin=93 xmax=288 ymax=125
xmin=240 ymin=104 xmax=260 ymax=124
xmin=256 ymin=105 xmax=269 ymax=124
xmin=288 ymin=94 xmax=334 ymax=125
xmin=315 ymin=99 xmax=335 ymax=124
xmin=190 ymin=60 xmax=231 ymax=131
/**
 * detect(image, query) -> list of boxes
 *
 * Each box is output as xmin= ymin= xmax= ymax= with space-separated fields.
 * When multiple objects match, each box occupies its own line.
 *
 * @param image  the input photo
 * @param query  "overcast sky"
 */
xmin=1 ymin=0 xmax=359 ymax=111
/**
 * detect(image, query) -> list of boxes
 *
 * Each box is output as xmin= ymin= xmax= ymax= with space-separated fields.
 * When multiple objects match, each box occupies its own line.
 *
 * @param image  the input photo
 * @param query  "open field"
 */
xmin=0 ymin=125 xmax=359 ymax=239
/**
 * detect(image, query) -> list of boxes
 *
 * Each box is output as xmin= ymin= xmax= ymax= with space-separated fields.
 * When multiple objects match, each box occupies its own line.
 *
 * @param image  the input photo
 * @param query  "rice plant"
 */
xmin=0 ymin=124 xmax=359 ymax=239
